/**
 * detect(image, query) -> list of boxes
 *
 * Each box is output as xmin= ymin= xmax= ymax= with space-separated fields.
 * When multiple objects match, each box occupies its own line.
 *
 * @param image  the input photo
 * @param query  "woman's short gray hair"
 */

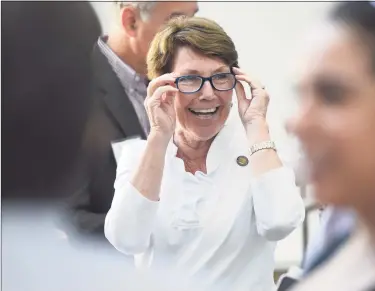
xmin=114 ymin=1 xmax=156 ymax=21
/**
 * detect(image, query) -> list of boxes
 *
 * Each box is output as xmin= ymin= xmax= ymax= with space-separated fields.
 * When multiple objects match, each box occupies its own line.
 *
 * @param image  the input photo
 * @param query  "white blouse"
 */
xmin=105 ymin=112 xmax=305 ymax=291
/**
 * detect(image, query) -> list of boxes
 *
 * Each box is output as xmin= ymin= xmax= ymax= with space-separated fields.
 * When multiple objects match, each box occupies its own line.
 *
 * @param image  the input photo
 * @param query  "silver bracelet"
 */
xmin=249 ymin=141 xmax=276 ymax=156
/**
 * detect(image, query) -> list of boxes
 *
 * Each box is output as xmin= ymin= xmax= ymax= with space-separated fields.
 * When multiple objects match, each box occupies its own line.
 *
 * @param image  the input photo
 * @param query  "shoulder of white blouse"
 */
xmin=115 ymin=138 xmax=147 ymax=169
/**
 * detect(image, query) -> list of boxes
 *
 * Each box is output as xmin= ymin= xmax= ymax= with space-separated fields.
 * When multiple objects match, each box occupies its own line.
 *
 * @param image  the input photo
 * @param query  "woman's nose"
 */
xmin=286 ymin=102 xmax=316 ymax=142
xmin=199 ymin=80 xmax=215 ymax=100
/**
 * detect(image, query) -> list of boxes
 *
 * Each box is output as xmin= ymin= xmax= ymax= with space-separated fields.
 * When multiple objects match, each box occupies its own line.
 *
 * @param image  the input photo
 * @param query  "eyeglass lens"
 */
xmin=177 ymin=73 xmax=236 ymax=93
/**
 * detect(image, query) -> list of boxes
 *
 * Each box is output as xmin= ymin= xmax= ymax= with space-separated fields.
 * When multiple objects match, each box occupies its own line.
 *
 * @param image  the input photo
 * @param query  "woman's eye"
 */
xmin=180 ymin=76 xmax=199 ymax=83
xmin=316 ymin=84 xmax=346 ymax=104
xmin=215 ymin=74 xmax=229 ymax=80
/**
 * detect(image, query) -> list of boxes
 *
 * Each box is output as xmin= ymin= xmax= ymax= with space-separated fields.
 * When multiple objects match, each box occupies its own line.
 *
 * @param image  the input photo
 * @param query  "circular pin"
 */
xmin=236 ymin=155 xmax=249 ymax=167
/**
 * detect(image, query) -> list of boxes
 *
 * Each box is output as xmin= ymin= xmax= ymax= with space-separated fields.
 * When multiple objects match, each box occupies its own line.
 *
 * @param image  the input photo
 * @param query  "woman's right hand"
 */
xmin=145 ymin=73 xmax=179 ymax=140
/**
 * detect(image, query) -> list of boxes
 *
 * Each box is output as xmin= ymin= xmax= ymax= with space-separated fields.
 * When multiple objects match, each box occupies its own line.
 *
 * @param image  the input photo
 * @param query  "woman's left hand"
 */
xmin=233 ymin=67 xmax=269 ymax=128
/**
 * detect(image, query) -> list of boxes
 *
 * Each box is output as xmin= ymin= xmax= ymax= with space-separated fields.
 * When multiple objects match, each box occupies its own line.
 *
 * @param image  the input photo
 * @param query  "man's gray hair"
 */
xmin=114 ymin=1 xmax=156 ymax=21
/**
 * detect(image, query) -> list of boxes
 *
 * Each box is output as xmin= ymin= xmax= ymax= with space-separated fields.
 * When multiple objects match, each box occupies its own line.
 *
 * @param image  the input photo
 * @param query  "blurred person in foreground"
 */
xmin=1 ymin=2 xmax=132 ymax=291
xmin=105 ymin=16 xmax=305 ymax=291
xmin=2 ymin=1 xmax=99 ymax=198
xmin=67 ymin=0 xmax=198 ymax=239
xmin=287 ymin=2 xmax=375 ymax=290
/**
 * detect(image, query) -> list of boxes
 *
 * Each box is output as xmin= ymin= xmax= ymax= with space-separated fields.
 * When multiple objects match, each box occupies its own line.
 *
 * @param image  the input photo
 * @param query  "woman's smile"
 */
xmin=187 ymin=105 xmax=221 ymax=119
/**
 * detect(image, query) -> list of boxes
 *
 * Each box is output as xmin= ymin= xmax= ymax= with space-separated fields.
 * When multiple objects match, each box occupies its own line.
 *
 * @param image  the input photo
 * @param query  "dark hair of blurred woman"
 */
xmin=2 ymin=2 xmax=101 ymax=199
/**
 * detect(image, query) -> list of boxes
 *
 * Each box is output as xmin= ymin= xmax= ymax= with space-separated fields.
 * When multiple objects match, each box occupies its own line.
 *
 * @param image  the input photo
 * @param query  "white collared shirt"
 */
xmin=105 ymin=112 xmax=305 ymax=291
xmin=291 ymin=226 xmax=375 ymax=291
xmin=303 ymin=206 xmax=355 ymax=270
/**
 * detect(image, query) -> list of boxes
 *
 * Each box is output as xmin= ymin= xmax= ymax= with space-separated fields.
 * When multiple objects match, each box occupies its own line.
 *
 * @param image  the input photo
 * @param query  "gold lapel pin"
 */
xmin=236 ymin=155 xmax=249 ymax=167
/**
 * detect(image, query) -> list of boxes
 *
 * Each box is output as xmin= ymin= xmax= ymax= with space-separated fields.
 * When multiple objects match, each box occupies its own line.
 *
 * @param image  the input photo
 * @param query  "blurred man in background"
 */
xmin=66 ymin=1 xmax=198 ymax=239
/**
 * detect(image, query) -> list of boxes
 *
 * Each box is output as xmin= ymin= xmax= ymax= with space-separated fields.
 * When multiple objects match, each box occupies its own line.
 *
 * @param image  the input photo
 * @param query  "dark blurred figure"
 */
xmin=288 ymin=2 xmax=375 ymax=291
xmin=2 ymin=1 xmax=99 ymax=199
xmin=66 ymin=1 xmax=198 ymax=238
xmin=1 ymin=2 xmax=133 ymax=290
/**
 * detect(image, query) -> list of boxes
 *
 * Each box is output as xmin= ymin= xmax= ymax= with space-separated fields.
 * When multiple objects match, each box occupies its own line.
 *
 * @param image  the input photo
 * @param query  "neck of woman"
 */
xmin=174 ymin=129 xmax=214 ymax=174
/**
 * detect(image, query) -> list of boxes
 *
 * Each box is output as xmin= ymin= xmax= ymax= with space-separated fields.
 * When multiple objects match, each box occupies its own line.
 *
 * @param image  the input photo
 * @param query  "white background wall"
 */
xmin=90 ymin=0 xmax=333 ymax=269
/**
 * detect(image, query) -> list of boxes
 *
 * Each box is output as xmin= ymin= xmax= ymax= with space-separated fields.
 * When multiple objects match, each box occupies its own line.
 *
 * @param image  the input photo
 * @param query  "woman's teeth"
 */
xmin=189 ymin=107 xmax=219 ymax=115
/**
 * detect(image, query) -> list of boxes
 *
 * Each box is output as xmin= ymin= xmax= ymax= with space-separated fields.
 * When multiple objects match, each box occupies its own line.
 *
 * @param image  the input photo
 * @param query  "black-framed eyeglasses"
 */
xmin=174 ymin=72 xmax=237 ymax=94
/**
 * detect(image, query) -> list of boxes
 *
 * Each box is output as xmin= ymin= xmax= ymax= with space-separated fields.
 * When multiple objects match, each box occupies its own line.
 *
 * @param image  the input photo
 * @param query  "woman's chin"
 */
xmin=187 ymin=127 xmax=221 ymax=142
xmin=182 ymin=121 xmax=224 ymax=142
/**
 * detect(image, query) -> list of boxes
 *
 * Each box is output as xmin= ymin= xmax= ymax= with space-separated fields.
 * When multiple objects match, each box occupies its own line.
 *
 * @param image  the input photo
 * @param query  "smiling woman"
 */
xmin=104 ymin=16 xmax=305 ymax=291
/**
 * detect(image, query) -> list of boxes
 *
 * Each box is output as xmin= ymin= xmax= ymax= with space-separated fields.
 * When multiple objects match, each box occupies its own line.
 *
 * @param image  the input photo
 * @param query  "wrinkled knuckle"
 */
xmin=144 ymin=97 xmax=151 ymax=108
xmin=149 ymin=78 xmax=157 ymax=86
xmin=147 ymin=80 xmax=156 ymax=91
xmin=154 ymin=87 xmax=162 ymax=95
